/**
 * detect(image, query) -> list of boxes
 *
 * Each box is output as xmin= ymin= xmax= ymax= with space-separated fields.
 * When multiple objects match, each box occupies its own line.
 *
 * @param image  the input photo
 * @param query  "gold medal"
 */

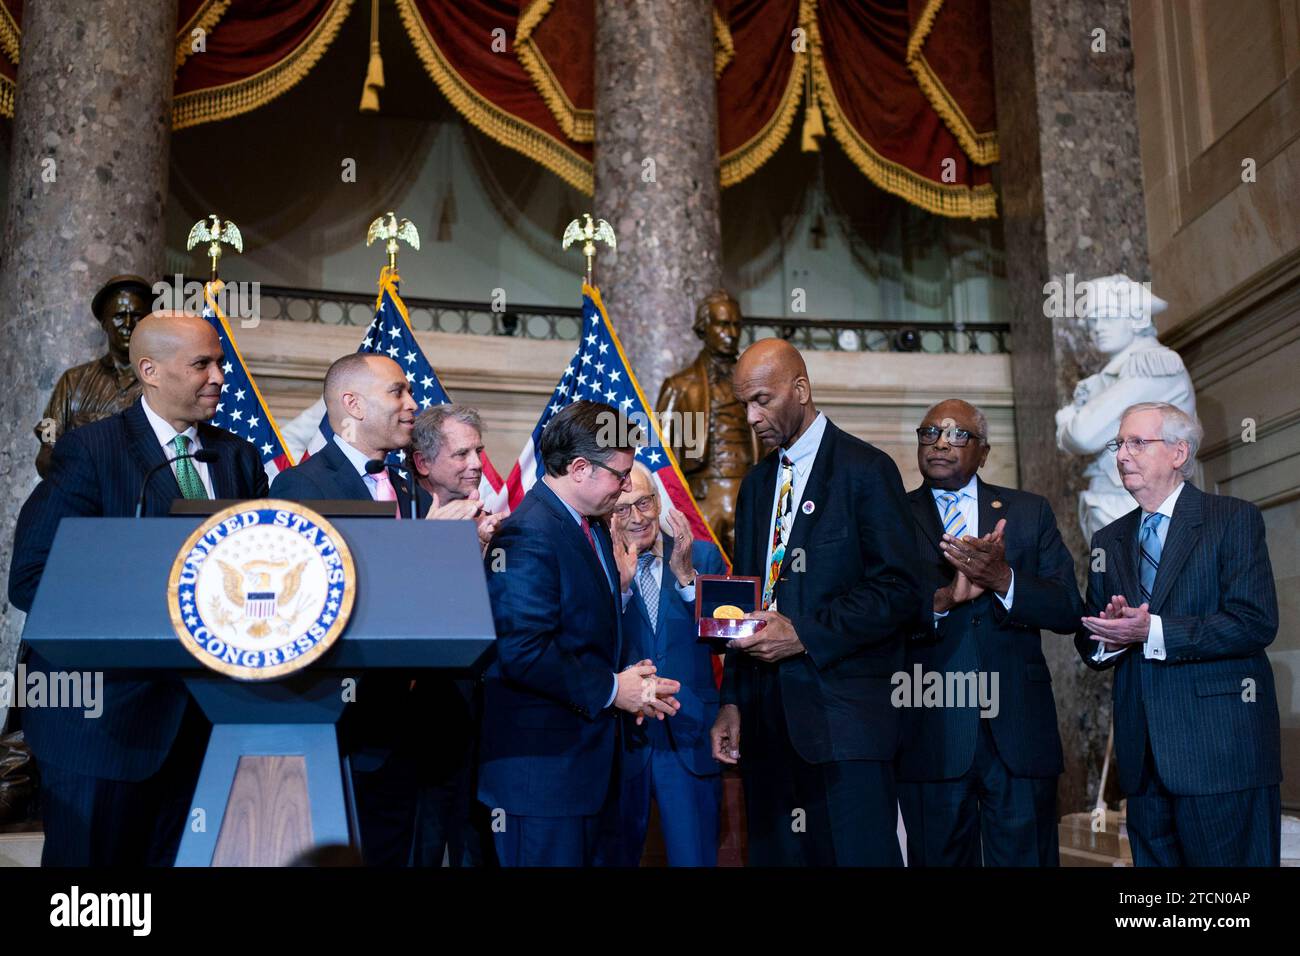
xmin=713 ymin=604 xmax=745 ymax=620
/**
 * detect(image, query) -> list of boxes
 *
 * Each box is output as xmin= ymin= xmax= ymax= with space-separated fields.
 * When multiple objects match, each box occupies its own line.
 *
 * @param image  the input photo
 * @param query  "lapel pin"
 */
xmin=992 ymin=500 xmax=1003 ymax=509
xmin=802 ymin=500 xmax=815 ymax=515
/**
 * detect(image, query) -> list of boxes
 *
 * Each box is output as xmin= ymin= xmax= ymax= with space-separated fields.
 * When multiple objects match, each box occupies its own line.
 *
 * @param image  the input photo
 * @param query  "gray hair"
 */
xmin=411 ymin=403 xmax=483 ymax=461
xmin=1121 ymin=401 xmax=1202 ymax=478
xmin=923 ymin=400 xmax=989 ymax=446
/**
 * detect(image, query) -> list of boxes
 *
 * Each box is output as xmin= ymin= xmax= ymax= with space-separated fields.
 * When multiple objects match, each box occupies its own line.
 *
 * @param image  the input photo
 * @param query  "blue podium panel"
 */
xmin=22 ymin=516 xmax=496 ymax=670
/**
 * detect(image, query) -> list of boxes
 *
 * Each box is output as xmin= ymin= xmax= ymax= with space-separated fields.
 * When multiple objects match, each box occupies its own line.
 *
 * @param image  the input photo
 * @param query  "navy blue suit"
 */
xmin=897 ymin=479 xmax=1081 ymax=866
xmin=721 ymin=420 xmax=924 ymax=866
xmin=606 ymin=535 xmax=726 ymax=866
xmin=1076 ymin=483 xmax=1281 ymax=866
xmin=477 ymin=479 xmax=623 ymax=866
xmin=269 ymin=438 xmax=435 ymax=866
xmin=9 ymin=398 xmax=267 ymax=865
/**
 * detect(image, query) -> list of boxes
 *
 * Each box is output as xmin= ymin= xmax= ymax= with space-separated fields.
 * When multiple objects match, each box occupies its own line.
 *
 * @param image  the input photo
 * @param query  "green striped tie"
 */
xmin=172 ymin=434 xmax=208 ymax=500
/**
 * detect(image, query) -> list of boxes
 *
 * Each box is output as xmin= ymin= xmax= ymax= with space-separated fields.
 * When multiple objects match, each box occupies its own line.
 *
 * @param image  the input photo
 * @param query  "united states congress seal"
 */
xmin=167 ymin=500 xmax=355 ymax=680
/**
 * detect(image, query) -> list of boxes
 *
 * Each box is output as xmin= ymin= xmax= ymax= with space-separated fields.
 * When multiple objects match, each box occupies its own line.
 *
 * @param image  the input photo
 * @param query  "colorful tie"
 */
xmin=764 ymin=455 xmax=794 ymax=610
xmin=172 ymin=435 xmax=207 ymax=500
xmin=370 ymin=467 xmax=400 ymax=518
xmin=1139 ymin=512 xmax=1164 ymax=605
xmin=938 ymin=491 xmax=968 ymax=539
xmin=637 ymin=551 xmax=659 ymax=632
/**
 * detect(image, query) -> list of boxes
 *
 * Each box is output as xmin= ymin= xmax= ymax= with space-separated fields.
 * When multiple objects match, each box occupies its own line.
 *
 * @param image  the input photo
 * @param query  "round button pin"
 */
xmin=802 ymin=500 xmax=815 ymax=515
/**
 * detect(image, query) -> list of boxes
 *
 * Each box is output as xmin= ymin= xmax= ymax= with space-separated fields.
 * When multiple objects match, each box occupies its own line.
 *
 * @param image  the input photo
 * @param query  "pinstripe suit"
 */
xmin=9 ymin=398 xmax=267 ymax=865
xmin=1076 ymin=482 xmax=1281 ymax=866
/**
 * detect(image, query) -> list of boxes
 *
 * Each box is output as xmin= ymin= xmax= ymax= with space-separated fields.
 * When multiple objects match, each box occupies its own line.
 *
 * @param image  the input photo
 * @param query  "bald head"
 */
xmin=322 ymin=353 xmax=418 ymax=459
xmin=732 ymin=338 xmax=816 ymax=450
xmin=130 ymin=311 xmax=225 ymax=431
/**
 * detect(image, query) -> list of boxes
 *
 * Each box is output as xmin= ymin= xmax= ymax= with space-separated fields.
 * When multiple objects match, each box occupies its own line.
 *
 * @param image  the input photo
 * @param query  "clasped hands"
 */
xmin=934 ymin=517 xmax=1011 ymax=612
xmin=614 ymin=659 xmax=682 ymax=725
xmin=1081 ymin=594 xmax=1150 ymax=650
xmin=423 ymin=489 xmax=504 ymax=555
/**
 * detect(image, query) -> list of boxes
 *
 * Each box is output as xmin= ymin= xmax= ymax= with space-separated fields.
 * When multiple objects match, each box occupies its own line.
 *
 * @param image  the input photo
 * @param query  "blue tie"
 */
xmin=938 ymin=492 xmax=968 ymax=539
xmin=637 ymin=552 xmax=659 ymax=632
xmin=1139 ymin=512 xmax=1165 ymax=605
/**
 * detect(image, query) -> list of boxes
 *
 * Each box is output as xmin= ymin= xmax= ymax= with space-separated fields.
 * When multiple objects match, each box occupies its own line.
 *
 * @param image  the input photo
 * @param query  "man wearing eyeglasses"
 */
xmin=1076 ymin=401 xmax=1281 ymax=866
xmin=477 ymin=400 xmax=684 ymax=866
xmin=897 ymin=400 xmax=1081 ymax=866
xmin=600 ymin=462 xmax=728 ymax=866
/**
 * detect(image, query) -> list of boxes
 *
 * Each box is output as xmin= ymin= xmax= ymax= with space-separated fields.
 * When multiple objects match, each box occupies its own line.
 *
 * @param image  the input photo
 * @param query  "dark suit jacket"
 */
xmin=268 ymin=438 xmax=435 ymax=772
xmin=477 ymin=479 xmax=624 ymax=817
xmin=898 ymin=479 xmax=1081 ymax=781
xmin=720 ymin=419 xmax=924 ymax=764
xmin=1075 ymin=483 xmax=1281 ymax=796
xmin=9 ymin=398 xmax=268 ymax=781
xmin=621 ymin=536 xmax=728 ymax=778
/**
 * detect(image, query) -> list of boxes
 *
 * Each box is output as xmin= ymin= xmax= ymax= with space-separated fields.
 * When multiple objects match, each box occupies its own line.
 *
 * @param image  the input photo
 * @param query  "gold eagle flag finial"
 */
xmin=366 ymin=211 xmax=420 ymax=273
xmin=186 ymin=214 xmax=243 ymax=282
xmin=561 ymin=213 xmax=616 ymax=285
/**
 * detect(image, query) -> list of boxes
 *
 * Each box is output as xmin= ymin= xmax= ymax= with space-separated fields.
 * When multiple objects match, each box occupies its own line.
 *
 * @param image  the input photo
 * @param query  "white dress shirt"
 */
xmin=332 ymin=434 xmax=388 ymax=500
xmin=763 ymin=411 xmax=828 ymax=578
xmin=1092 ymin=481 xmax=1184 ymax=663
xmin=930 ymin=473 xmax=1014 ymax=623
xmin=141 ymin=395 xmax=215 ymax=499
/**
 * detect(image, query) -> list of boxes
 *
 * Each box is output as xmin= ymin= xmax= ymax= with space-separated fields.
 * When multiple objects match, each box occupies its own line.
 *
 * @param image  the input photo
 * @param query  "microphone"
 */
xmin=135 ymin=447 xmax=219 ymax=517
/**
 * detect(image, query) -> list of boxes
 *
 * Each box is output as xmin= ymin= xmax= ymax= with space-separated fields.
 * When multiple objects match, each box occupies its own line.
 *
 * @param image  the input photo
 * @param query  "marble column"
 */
xmin=0 ymin=0 xmax=177 ymax=727
xmin=990 ymin=0 xmax=1152 ymax=814
xmin=593 ymin=0 xmax=722 ymax=399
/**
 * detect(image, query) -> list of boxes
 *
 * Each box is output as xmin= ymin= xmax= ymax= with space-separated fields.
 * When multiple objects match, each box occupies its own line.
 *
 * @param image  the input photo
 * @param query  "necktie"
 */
xmin=579 ymin=515 xmax=598 ymax=554
xmin=637 ymin=551 xmax=659 ymax=632
xmin=1139 ymin=512 xmax=1165 ymax=605
xmin=764 ymin=455 xmax=794 ymax=610
xmin=370 ymin=467 xmax=400 ymax=518
xmin=172 ymin=435 xmax=207 ymax=500
xmin=938 ymin=491 xmax=968 ymax=539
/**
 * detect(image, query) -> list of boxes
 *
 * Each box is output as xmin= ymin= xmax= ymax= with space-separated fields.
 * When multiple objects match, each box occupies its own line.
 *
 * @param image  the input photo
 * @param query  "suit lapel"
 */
xmin=909 ymin=486 xmax=946 ymax=558
xmin=534 ymin=481 xmax=611 ymax=593
xmin=1108 ymin=508 xmax=1143 ymax=603
xmin=1148 ymin=484 xmax=1203 ymax=611
xmin=124 ymin=400 xmax=183 ymax=511
xmin=749 ymin=451 xmax=779 ymax=577
xmin=976 ymin=476 xmax=1000 ymax=540
xmin=780 ymin=423 xmax=835 ymax=578
xmin=198 ymin=427 xmax=239 ymax=498
xmin=321 ymin=440 xmax=375 ymax=500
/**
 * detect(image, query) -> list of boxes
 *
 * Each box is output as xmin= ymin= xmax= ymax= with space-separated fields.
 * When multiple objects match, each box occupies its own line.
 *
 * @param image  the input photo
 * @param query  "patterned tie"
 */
xmin=1139 ymin=512 xmax=1165 ymax=605
xmin=938 ymin=491 xmax=968 ymax=539
xmin=764 ymin=455 xmax=794 ymax=610
xmin=172 ymin=435 xmax=207 ymax=500
xmin=637 ymin=551 xmax=659 ymax=632
xmin=370 ymin=467 xmax=400 ymax=518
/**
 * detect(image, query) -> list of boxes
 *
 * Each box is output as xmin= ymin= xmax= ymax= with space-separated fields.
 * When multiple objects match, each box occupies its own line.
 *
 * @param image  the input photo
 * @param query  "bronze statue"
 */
xmin=657 ymin=290 xmax=757 ymax=558
xmin=34 ymin=275 xmax=151 ymax=477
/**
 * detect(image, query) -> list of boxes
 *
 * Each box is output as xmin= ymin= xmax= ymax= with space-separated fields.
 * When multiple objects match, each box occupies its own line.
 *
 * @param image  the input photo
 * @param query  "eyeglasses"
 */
xmin=916 ymin=425 xmax=984 ymax=448
xmin=611 ymin=495 xmax=657 ymax=519
xmin=1105 ymin=437 xmax=1167 ymax=455
xmin=588 ymin=458 xmax=632 ymax=483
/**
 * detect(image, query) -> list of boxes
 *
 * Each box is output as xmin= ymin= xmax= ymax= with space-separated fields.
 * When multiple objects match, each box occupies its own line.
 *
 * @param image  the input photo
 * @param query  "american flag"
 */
xmin=202 ymin=281 xmax=294 ymax=482
xmin=502 ymin=283 xmax=727 ymax=559
xmin=299 ymin=268 xmax=509 ymax=509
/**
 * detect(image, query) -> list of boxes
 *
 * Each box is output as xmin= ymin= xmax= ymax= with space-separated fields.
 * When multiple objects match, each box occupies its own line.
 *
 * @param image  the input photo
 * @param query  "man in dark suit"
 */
xmin=1077 ymin=401 xmax=1281 ymax=866
xmin=9 ymin=311 xmax=268 ymax=866
xmin=896 ymin=399 xmax=1081 ymax=866
xmin=477 ymin=400 xmax=682 ymax=866
xmin=711 ymin=339 xmax=923 ymax=866
xmin=269 ymin=352 xmax=431 ymax=866
xmin=603 ymin=462 xmax=728 ymax=866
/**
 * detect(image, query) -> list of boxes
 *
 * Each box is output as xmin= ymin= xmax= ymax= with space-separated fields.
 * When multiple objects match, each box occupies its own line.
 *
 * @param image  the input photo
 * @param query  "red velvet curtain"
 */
xmin=0 ymin=0 xmax=1000 ymax=218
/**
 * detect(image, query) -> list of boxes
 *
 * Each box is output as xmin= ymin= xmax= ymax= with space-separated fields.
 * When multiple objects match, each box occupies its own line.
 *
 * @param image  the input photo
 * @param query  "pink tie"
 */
xmin=370 ymin=468 xmax=400 ymax=518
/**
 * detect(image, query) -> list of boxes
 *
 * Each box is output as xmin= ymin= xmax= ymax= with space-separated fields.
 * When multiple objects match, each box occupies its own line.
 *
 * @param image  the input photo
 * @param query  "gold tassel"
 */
xmin=359 ymin=0 xmax=384 ymax=112
xmin=800 ymin=57 xmax=824 ymax=152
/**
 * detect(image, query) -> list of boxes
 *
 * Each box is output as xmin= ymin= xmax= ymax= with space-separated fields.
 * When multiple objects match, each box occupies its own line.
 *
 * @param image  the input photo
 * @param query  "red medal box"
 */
xmin=695 ymin=574 xmax=766 ymax=642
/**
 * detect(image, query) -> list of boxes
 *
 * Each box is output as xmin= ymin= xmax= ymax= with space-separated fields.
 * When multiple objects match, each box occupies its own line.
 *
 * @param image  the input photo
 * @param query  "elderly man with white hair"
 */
xmin=1077 ymin=401 xmax=1281 ymax=866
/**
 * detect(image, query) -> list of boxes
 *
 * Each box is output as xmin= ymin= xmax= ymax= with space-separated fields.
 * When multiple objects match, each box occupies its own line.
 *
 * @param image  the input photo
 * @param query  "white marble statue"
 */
xmin=1055 ymin=275 xmax=1196 ymax=542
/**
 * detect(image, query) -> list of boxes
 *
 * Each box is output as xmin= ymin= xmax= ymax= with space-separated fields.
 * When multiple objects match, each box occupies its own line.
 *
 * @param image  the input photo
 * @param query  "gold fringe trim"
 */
xmin=517 ymin=2 xmax=736 ymax=144
xmin=0 ymin=74 xmax=13 ymax=119
xmin=807 ymin=0 xmax=996 ymax=219
xmin=713 ymin=7 xmax=734 ymax=77
xmin=172 ymin=0 xmax=354 ymax=131
xmin=718 ymin=13 xmax=807 ymax=188
xmin=175 ymin=0 xmax=231 ymax=73
xmin=396 ymin=0 xmax=593 ymax=194
xmin=515 ymin=0 xmax=593 ymax=142
xmin=905 ymin=0 xmax=999 ymax=165
xmin=0 ymin=1 xmax=18 ymax=65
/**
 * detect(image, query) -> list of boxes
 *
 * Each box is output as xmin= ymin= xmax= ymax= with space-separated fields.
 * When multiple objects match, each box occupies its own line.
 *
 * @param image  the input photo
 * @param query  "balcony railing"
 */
xmin=243 ymin=282 xmax=1010 ymax=354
